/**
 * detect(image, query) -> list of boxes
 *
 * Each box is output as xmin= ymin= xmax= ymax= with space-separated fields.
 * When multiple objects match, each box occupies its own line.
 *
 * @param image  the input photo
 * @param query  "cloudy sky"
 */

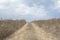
xmin=0 ymin=0 xmax=60 ymax=21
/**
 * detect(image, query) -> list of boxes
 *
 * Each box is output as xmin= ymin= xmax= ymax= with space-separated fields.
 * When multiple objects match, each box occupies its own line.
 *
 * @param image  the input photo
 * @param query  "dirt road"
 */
xmin=31 ymin=23 xmax=58 ymax=40
xmin=5 ymin=23 xmax=59 ymax=40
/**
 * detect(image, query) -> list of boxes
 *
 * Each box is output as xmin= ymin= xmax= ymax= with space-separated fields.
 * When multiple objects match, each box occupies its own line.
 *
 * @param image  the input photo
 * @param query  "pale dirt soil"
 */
xmin=0 ymin=20 xmax=26 ymax=40
xmin=5 ymin=23 xmax=60 ymax=40
xmin=5 ymin=23 xmax=37 ymax=40
xmin=31 ymin=23 xmax=59 ymax=40
xmin=5 ymin=23 xmax=29 ymax=40
xmin=0 ymin=19 xmax=60 ymax=40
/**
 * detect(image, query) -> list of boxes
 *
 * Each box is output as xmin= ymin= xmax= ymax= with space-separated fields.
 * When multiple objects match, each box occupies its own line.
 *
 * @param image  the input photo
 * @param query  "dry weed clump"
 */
xmin=32 ymin=18 xmax=60 ymax=39
xmin=0 ymin=20 xmax=26 ymax=40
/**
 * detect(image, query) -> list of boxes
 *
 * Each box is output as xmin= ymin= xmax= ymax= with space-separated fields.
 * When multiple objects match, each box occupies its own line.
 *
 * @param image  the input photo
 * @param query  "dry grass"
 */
xmin=32 ymin=23 xmax=57 ymax=40
xmin=5 ymin=23 xmax=37 ymax=40
xmin=32 ymin=18 xmax=60 ymax=39
xmin=0 ymin=20 xmax=26 ymax=40
xmin=0 ymin=18 xmax=60 ymax=40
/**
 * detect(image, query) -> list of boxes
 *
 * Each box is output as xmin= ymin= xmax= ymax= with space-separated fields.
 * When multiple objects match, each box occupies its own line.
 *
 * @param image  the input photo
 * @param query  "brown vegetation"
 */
xmin=0 ymin=20 xmax=26 ymax=40
xmin=32 ymin=18 xmax=60 ymax=39
xmin=0 ymin=18 xmax=60 ymax=40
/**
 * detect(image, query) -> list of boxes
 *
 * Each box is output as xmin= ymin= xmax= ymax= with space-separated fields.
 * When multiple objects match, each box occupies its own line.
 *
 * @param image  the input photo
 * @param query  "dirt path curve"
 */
xmin=5 ymin=23 xmax=37 ymax=40
xmin=31 ymin=23 xmax=58 ymax=40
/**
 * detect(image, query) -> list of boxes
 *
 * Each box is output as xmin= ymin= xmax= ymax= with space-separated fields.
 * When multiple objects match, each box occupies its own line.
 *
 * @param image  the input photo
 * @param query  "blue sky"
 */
xmin=0 ymin=0 xmax=60 ymax=21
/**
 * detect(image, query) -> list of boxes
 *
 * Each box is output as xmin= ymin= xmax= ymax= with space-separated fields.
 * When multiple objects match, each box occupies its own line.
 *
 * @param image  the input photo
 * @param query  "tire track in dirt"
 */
xmin=5 ymin=23 xmax=58 ymax=40
xmin=31 ymin=23 xmax=58 ymax=40
xmin=23 ymin=23 xmax=37 ymax=40
xmin=5 ymin=23 xmax=28 ymax=40
xmin=5 ymin=23 xmax=37 ymax=40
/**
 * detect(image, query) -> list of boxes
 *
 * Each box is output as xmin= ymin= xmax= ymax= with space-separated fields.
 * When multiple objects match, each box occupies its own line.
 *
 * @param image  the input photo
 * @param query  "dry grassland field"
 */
xmin=0 ymin=20 xmax=26 ymax=40
xmin=0 ymin=18 xmax=60 ymax=40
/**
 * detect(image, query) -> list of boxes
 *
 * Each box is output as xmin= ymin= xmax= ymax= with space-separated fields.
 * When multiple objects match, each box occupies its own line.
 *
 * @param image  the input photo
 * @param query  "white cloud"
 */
xmin=54 ymin=0 xmax=60 ymax=10
xmin=49 ymin=0 xmax=60 ymax=12
xmin=0 ymin=0 xmax=8 ymax=4
xmin=15 ymin=4 xmax=47 ymax=18
xmin=54 ymin=0 xmax=60 ymax=9
xmin=15 ymin=4 xmax=30 ymax=15
xmin=0 ymin=0 xmax=18 ymax=3
xmin=10 ymin=0 xmax=17 ymax=2
xmin=0 ymin=0 xmax=48 ymax=21
xmin=0 ymin=5 xmax=9 ymax=9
